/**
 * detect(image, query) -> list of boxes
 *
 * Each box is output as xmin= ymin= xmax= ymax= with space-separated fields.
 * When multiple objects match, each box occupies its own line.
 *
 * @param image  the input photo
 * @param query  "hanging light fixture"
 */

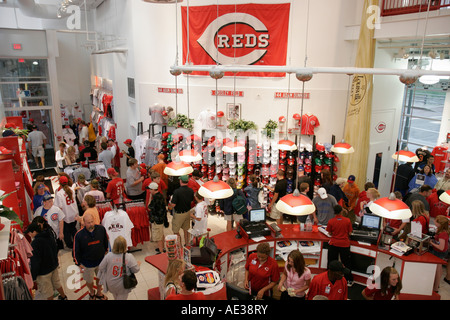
xmin=198 ymin=176 xmax=234 ymax=199
xmin=277 ymin=139 xmax=298 ymax=152
xmin=369 ymin=193 xmax=412 ymax=220
xmin=163 ymin=161 xmax=193 ymax=176
xmin=178 ymin=149 xmax=202 ymax=163
xmin=275 ymin=189 xmax=316 ymax=216
xmin=222 ymin=141 xmax=246 ymax=153
xmin=439 ymin=190 xmax=450 ymax=205
xmin=391 ymin=150 xmax=419 ymax=163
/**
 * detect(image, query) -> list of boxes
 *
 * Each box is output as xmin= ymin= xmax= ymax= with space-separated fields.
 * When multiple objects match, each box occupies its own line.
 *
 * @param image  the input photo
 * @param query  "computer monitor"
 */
xmin=361 ymin=214 xmax=381 ymax=231
xmin=249 ymin=208 xmax=266 ymax=223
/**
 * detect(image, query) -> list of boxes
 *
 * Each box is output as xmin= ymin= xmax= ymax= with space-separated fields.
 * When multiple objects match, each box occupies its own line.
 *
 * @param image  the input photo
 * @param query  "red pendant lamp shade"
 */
xmin=439 ymin=190 xmax=450 ymax=205
xmin=369 ymin=194 xmax=412 ymax=220
xmin=276 ymin=190 xmax=316 ymax=216
xmin=179 ymin=149 xmax=202 ymax=163
xmin=198 ymin=177 xmax=234 ymax=199
xmin=222 ymin=141 xmax=245 ymax=153
xmin=330 ymin=142 xmax=354 ymax=154
xmin=277 ymin=140 xmax=298 ymax=152
xmin=392 ymin=150 xmax=419 ymax=163
xmin=163 ymin=161 xmax=193 ymax=176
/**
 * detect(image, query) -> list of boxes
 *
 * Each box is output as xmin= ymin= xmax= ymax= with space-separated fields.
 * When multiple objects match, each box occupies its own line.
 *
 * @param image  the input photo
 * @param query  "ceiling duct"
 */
xmin=16 ymin=0 xmax=60 ymax=19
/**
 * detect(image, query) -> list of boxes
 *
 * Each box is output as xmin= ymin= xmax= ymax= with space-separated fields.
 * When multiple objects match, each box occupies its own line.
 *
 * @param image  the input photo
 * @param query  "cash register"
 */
xmin=237 ymin=208 xmax=271 ymax=239
xmin=350 ymin=213 xmax=381 ymax=245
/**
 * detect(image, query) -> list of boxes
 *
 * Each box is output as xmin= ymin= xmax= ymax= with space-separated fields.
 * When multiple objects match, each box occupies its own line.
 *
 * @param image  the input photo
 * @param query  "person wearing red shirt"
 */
xmin=105 ymin=168 xmax=127 ymax=204
xmin=187 ymin=170 xmax=202 ymax=194
xmin=307 ymin=260 xmax=348 ymax=300
xmin=411 ymin=200 xmax=430 ymax=235
xmin=244 ymin=242 xmax=280 ymax=299
xmin=354 ymin=182 xmax=375 ymax=222
xmin=427 ymin=190 xmax=450 ymax=220
xmin=165 ymin=270 xmax=205 ymax=300
xmin=429 ymin=215 xmax=450 ymax=291
xmin=362 ymin=266 xmax=402 ymax=300
xmin=326 ymin=205 xmax=353 ymax=286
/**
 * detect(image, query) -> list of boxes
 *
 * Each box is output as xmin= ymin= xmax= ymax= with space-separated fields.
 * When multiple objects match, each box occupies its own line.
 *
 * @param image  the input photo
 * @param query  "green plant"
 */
xmin=0 ymin=190 xmax=23 ymax=229
xmin=262 ymin=120 xmax=278 ymax=138
xmin=227 ymin=119 xmax=258 ymax=132
xmin=168 ymin=114 xmax=194 ymax=132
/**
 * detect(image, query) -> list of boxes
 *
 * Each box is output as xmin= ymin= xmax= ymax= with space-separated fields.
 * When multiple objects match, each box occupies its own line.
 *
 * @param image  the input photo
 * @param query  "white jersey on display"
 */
xmin=102 ymin=209 xmax=134 ymax=248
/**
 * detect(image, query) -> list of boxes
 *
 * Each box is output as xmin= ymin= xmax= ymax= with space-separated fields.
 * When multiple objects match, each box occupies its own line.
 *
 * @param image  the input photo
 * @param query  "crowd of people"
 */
xmin=27 ymin=127 xmax=450 ymax=301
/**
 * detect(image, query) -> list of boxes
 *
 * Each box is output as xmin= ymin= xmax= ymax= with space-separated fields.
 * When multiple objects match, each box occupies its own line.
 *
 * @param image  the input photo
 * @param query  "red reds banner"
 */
xmin=181 ymin=3 xmax=290 ymax=77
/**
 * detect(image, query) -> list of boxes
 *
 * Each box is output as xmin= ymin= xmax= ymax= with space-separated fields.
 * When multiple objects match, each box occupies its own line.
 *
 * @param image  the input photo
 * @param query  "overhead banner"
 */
xmin=341 ymin=0 xmax=378 ymax=189
xmin=181 ymin=3 xmax=290 ymax=77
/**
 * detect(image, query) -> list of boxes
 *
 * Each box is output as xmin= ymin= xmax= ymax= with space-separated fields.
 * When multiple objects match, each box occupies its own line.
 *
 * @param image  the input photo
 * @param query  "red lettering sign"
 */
xmin=182 ymin=3 xmax=290 ymax=77
xmin=274 ymin=92 xmax=310 ymax=99
xmin=158 ymin=87 xmax=184 ymax=94
xmin=211 ymin=90 xmax=244 ymax=97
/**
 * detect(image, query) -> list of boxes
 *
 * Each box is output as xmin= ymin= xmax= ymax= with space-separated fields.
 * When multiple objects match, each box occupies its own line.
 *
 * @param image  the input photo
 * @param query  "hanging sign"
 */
xmin=211 ymin=90 xmax=244 ymax=97
xmin=158 ymin=87 xmax=184 ymax=94
xmin=181 ymin=3 xmax=290 ymax=77
xmin=274 ymin=92 xmax=310 ymax=99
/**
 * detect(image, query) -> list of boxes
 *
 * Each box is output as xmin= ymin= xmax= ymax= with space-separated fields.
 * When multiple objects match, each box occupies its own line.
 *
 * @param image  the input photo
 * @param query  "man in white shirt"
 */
xmin=79 ymin=121 xmax=89 ymax=144
xmin=27 ymin=125 xmax=47 ymax=169
xmin=98 ymin=142 xmax=114 ymax=169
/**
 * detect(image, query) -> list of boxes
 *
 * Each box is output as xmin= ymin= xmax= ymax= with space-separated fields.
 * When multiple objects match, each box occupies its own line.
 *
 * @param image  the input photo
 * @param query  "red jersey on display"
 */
xmin=431 ymin=145 xmax=448 ymax=173
xmin=299 ymin=113 xmax=320 ymax=135
xmin=245 ymin=253 xmax=280 ymax=295
xmin=326 ymin=214 xmax=352 ymax=247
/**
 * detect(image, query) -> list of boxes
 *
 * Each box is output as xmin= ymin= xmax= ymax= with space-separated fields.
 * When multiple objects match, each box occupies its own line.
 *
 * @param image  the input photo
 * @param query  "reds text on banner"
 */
xmin=181 ymin=3 xmax=290 ymax=78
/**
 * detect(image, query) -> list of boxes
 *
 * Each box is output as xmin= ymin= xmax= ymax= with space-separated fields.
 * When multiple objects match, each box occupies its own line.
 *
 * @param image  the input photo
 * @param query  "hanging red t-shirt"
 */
xmin=299 ymin=113 xmax=320 ymax=135
xmin=106 ymin=177 xmax=126 ymax=203
xmin=431 ymin=145 xmax=449 ymax=173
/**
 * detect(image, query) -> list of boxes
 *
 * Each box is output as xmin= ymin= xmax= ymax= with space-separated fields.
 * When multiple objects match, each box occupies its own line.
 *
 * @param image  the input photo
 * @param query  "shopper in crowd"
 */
xmin=33 ymin=194 xmax=65 ymax=250
xmin=408 ymin=164 xmax=438 ymax=192
xmin=405 ymin=184 xmax=433 ymax=211
xmin=354 ymin=182 xmax=375 ymax=223
xmin=98 ymin=236 xmax=140 ymax=300
xmin=169 ymin=175 xmax=194 ymax=245
xmin=359 ymin=187 xmax=380 ymax=218
xmin=411 ymin=200 xmax=430 ymax=235
xmin=343 ymin=175 xmax=360 ymax=217
xmin=151 ymin=154 xmax=168 ymax=187
xmin=329 ymin=177 xmax=349 ymax=207
xmin=190 ymin=191 xmax=208 ymax=235
xmin=244 ymin=174 xmax=262 ymax=211
xmin=54 ymin=175 xmax=79 ymax=251
xmin=65 ymin=145 xmax=77 ymax=165
xmin=219 ymin=177 xmax=247 ymax=232
xmin=32 ymin=182 xmax=51 ymax=213
xmin=417 ymin=155 xmax=436 ymax=174
xmin=166 ymin=270 xmax=205 ymax=300
xmin=121 ymin=139 xmax=135 ymax=167
xmin=77 ymin=140 xmax=98 ymax=163
xmin=362 ymin=266 xmax=402 ymax=300
xmin=106 ymin=167 xmax=127 ymax=204
xmin=307 ymin=260 xmax=348 ymax=300
xmin=326 ymin=205 xmax=354 ymax=286
xmin=164 ymin=259 xmax=186 ymax=299
xmin=27 ymin=124 xmax=47 ymax=169
xmin=126 ymin=158 xmax=145 ymax=200
xmin=84 ymin=179 xmax=105 ymax=203
xmin=267 ymin=170 xmax=288 ymax=225
xmin=429 ymin=215 xmax=449 ymax=292
xmin=435 ymin=168 xmax=450 ymax=191
xmin=244 ymin=242 xmax=279 ymax=300
xmin=87 ymin=121 xmax=97 ymax=148
xmin=98 ymin=142 xmax=114 ymax=169
xmin=312 ymin=187 xmax=338 ymax=226
xmin=148 ymin=182 xmax=167 ymax=254
xmin=320 ymin=168 xmax=333 ymax=193
xmin=26 ymin=219 xmax=68 ymax=300
xmin=187 ymin=170 xmax=202 ymax=194
xmin=72 ymin=173 xmax=90 ymax=207
xmin=55 ymin=142 xmax=68 ymax=172
xmin=394 ymin=162 xmax=416 ymax=197
xmin=297 ymin=182 xmax=311 ymax=224
xmin=73 ymin=212 xmax=109 ymax=300
xmin=278 ymin=250 xmax=311 ymax=300
xmin=78 ymin=120 xmax=89 ymax=145
xmin=80 ymin=195 xmax=101 ymax=226
xmin=427 ymin=190 xmax=450 ymax=221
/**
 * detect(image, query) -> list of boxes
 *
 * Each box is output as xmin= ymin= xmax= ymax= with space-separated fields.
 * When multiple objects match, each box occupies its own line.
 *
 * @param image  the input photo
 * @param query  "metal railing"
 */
xmin=381 ymin=0 xmax=450 ymax=16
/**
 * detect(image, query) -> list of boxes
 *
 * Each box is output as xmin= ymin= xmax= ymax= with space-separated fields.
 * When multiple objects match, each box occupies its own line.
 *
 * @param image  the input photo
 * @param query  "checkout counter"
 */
xmin=146 ymin=223 xmax=446 ymax=300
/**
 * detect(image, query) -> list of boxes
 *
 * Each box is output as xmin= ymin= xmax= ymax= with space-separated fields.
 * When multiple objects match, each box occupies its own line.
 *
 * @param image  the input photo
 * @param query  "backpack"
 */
xmin=232 ymin=191 xmax=247 ymax=215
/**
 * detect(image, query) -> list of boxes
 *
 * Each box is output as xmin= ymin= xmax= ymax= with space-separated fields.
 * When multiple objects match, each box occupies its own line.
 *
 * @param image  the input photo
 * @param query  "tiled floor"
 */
xmin=34 ymin=174 xmax=450 ymax=301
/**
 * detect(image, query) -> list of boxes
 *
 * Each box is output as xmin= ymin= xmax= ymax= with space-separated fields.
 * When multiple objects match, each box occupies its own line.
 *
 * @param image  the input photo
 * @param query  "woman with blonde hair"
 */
xmin=430 ymin=215 xmax=449 ymax=292
xmin=164 ymin=259 xmax=185 ymax=299
xmin=411 ymin=200 xmax=430 ymax=235
xmin=98 ymin=236 xmax=140 ymax=300
xmin=65 ymin=145 xmax=77 ymax=165
xmin=359 ymin=188 xmax=380 ymax=220
xmin=362 ymin=266 xmax=402 ymax=300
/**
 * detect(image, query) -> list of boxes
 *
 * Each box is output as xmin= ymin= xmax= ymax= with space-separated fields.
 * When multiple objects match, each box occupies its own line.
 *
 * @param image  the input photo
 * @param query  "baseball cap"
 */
xmin=107 ymin=168 xmax=118 ymax=176
xmin=124 ymin=139 xmax=132 ymax=145
xmin=180 ymin=175 xmax=189 ymax=183
xmin=318 ymin=187 xmax=328 ymax=199
xmin=328 ymin=260 xmax=350 ymax=275
xmin=148 ymin=182 xmax=159 ymax=190
xmin=348 ymin=175 xmax=356 ymax=183
xmin=37 ymin=184 xmax=46 ymax=190
xmin=43 ymin=194 xmax=54 ymax=201
xmin=59 ymin=176 xmax=69 ymax=185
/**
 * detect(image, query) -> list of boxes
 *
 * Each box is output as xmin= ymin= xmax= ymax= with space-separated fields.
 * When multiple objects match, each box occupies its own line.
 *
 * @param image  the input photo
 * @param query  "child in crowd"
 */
xmin=191 ymin=192 xmax=208 ymax=236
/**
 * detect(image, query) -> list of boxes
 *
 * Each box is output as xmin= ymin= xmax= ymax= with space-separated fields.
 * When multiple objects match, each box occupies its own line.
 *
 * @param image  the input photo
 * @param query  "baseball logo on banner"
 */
xmin=181 ymin=3 xmax=290 ymax=77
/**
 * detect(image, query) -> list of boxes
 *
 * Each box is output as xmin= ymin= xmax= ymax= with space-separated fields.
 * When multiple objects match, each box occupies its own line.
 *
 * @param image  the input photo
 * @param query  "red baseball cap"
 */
xmin=59 ymin=176 xmax=69 ymax=185
xmin=124 ymin=139 xmax=132 ymax=145
xmin=107 ymin=168 xmax=118 ymax=176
